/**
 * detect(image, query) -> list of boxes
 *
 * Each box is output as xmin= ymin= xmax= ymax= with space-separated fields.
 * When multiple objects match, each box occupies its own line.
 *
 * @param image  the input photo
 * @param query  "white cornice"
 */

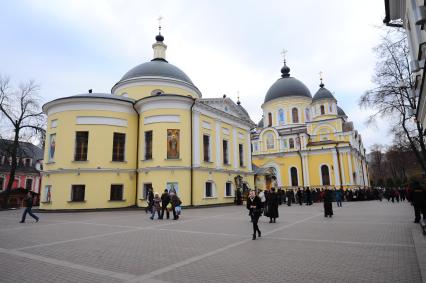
xmin=43 ymin=97 xmax=136 ymax=116
xmin=134 ymin=95 xmax=194 ymax=113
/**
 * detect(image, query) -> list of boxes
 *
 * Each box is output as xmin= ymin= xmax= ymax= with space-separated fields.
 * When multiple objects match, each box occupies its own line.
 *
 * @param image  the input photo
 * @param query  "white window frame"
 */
xmin=204 ymin=181 xmax=216 ymax=198
xmin=225 ymin=181 xmax=234 ymax=197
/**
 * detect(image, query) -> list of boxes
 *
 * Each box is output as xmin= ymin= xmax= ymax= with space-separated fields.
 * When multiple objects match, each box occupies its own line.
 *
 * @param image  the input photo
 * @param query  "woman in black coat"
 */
xmin=324 ymin=189 xmax=334 ymax=217
xmin=247 ymin=190 xmax=262 ymax=240
xmin=267 ymin=188 xmax=279 ymax=223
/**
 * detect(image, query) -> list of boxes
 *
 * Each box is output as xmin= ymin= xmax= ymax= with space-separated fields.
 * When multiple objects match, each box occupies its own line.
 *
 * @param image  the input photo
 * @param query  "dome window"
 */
xmin=320 ymin=105 xmax=325 ymax=115
xmin=292 ymin=108 xmax=299 ymax=123
xmin=278 ymin=109 xmax=285 ymax=125
xmin=268 ymin=113 xmax=272 ymax=127
xmin=151 ymin=89 xmax=164 ymax=96
xmin=289 ymin=138 xmax=295 ymax=149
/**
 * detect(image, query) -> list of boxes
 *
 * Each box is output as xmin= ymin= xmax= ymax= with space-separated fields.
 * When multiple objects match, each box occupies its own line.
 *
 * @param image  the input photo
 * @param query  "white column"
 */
xmin=302 ymin=153 xmax=309 ymax=186
xmin=347 ymin=152 xmax=353 ymax=185
xmin=332 ymin=149 xmax=341 ymax=187
xmin=233 ymin=128 xmax=238 ymax=169
xmin=215 ymin=120 xmax=221 ymax=169
xmin=246 ymin=132 xmax=252 ymax=171
xmin=193 ymin=111 xmax=200 ymax=167
xmin=362 ymin=160 xmax=368 ymax=186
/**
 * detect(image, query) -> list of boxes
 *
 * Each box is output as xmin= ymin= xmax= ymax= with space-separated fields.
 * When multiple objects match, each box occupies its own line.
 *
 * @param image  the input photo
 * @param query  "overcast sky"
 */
xmin=0 ymin=0 xmax=389 ymax=150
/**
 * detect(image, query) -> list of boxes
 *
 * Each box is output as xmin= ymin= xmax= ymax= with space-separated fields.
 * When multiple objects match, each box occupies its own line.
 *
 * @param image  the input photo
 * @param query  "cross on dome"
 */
xmin=319 ymin=71 xmax=324 ymax=87
xmin=281 ymin=49 xmax=288 ymax=63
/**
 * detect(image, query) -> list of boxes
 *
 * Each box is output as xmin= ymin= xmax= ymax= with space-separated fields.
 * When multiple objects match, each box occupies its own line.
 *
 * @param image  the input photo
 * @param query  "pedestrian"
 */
xmin=170 ymin=192 xmax=182 ymax=220
xmin=150 ymin=193 xmax=161 ymax=220
xmin=267 ymin=188 xmax=279 ymax=223
xmin=335 ymin=189 xmax=342 ymax=207
xmin=246 ymin=190 xmax=262 ymax=240
xmin=20 ymin=191 xmax=39 ymax=223
xmin=286 ymin=189 xmax=292 ymax=206
xmin=410 ymin=180 xmax=426 ymax=223
xmin=160 ymin=189 xmax=170 ymax=219
xmin=324 ymin=189 xmax=334 ymax=217
xmin=145 ymin=188 xmax=154 ymax=214
xmin=296 ymin=188 xmax=303 ymax=206
xmin=305 ymin=187 xmax=312 ymax=205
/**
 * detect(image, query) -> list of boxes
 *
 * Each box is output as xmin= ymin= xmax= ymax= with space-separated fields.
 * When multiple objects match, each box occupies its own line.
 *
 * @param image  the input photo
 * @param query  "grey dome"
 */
xmin=313 ymin=84 xmax=336 ymax=102
xmin=337 ymin=106 xmax=347 ymax=117
xmin=264 ymin=77 xmax=312 ymax=103
xmin=119 ymin=59 xmax=194 ymax=85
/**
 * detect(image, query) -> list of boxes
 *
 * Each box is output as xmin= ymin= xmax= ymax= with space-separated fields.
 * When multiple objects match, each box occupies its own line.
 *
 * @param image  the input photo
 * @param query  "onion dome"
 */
xmin=312 ymin=80 xmax=336 ymax=102
xmin=264 ymin=61 xmax=312 ymax=103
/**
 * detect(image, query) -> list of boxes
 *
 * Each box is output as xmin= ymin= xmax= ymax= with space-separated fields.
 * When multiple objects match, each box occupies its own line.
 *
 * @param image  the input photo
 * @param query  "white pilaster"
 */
xmin=193 ymin=112 xmax=200 ymax=166
xmin=362 ymin=160 xmax=368 ymax=186
xmin=215 ymin=120 xmax=221 ymax=169
xmin=332 ymin=149 xmax=341 ymax=187
xmin=233 ymin=128 xmax=238 ymax=169
xmin=302 ymin=154 xmax=309 ymax=186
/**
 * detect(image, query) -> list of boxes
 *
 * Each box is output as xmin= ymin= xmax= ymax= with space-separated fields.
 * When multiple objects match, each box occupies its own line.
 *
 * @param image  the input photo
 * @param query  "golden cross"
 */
xmin=157 ymin=16 xmax=163 ymax=33
xmin=281 ymin=49 xmax=287 ymax=63
xmin=319 ymin=71 xmax=323 ymax=83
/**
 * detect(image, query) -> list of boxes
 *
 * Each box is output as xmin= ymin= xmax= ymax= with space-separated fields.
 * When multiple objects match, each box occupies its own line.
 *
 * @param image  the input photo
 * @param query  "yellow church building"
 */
xmin=252 ymin=60 xmax=369 ymax=190
xmin=40 ymin=30 xmax=255 ymax=210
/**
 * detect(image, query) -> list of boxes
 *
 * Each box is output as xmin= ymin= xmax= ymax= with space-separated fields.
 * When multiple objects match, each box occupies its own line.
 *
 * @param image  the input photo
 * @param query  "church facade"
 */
xmin=40 ymin=31 xmax=255 ymax=210
xmin=252 ymin=61 xmax=369 ymax=190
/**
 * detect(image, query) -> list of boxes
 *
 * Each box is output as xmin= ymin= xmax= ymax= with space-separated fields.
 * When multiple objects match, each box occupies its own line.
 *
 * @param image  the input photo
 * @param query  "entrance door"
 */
xmin=321 ymin=165 xmax=330 ymax=186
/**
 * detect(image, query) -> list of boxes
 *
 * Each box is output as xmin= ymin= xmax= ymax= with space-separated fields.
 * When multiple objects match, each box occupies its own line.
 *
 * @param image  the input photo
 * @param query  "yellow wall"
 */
xmin=41 ymin=172 xmax=136 ymax=209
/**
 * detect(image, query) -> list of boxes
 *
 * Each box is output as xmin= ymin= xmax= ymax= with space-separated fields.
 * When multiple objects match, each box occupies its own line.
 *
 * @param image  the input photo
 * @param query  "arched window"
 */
xmin=266 ymin=133 xmax=274 ymax=149
xmin=278 ymin=109 xmax=285 ymax=124
xmin=305 ymin=108 xmax=311 ymax=122
xmin=292 ymin=108 xmax=299 ymax=123
xmin=289 ymin=138 xmax=294 ymax=149
xmin=321 ymin=165 xmax=330 ymax=186
xmin=320 ymin=105 xmax=325 ymax=115
xmin=290 ymin=167 xmax=298 ymax=186
xmin=268 ymin=112 xmax=272 ymax=127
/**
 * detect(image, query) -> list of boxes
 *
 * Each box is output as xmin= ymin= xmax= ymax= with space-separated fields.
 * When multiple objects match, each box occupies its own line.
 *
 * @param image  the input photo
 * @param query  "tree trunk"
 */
xmin=2 ymin=127 xmax=19 ymax=209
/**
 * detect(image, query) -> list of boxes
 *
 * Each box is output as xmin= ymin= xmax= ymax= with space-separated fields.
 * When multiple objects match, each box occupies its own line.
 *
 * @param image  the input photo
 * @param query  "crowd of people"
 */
xmin=245 ymin=182 xmax=426 ymax=239
xmin=145 ymin=188 xmax=182 ymax=220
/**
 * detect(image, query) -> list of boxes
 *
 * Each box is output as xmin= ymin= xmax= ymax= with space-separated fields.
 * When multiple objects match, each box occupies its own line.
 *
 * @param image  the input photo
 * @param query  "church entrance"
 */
xmin=321 ymin=165 xmax=330 ymax=186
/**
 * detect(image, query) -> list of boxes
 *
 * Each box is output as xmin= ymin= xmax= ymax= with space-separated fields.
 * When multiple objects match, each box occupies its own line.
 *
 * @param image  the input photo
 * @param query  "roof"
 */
xmin=337 ymin=106 xmax=347 ymax=117
xmin=257 ymin=118 xmax=264 ymax=128
xmin=312 ymin=84 xmax=336 ymax=102
xmin=118 ymin=59 xmax=194 ymax=85
xmin=45 ymin=93 xmax=135 ymax=107
xmin=0 ymin=139 xmax=43 ymax=160
xmin=264 ymin=62 xmax=312 ymax=103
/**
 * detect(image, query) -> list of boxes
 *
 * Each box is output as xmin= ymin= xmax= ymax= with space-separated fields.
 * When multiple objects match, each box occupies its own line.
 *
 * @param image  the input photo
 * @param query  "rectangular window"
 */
xmin=225 ymin=182 xmax=232 ymax=197
xmin=205 ymin=182 xmax=213 ymax=197
xmin=44 ymin=185 xmax=51 ymax=202
xmin=25 ymin=179 xmax=33 ymax=190
xmin=167 ymin=129 xmax=180 ymax=159
xmin=145 ymin=131 xmax=153 ymax=160
xmin=223 ymin=140 xmax=229 ymax=165
xmin=74 ymin=131 xmax=89 ymax=161
xmin=71 ymin=185 xmax=85 ymax=202
xmin=239 ymin=144 xmax=244 ymax=167
xmin=203 ymin=134 xmax=210 ymax=162
xmin=112 ymin=133 xmax=126 ymax=161
xmin=0 ymin=176 xmax=4 ymax=190
xmin=110 ymin=184 xmax=123 ymax=201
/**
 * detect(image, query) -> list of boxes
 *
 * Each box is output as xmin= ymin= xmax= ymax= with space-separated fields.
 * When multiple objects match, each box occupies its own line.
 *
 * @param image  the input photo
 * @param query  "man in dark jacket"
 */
xmin=324 ymin=189 xmax=334 ymax=217
xmin=20 ymin=192 xmax=39 ymax=223
xmin=247 ymin=190 xmax=262 ymax=240
xmin=296 ymin=188 xmax=303 ymax=206
xmin=145 ymin=188 xmax=154 ymax=214
xmin=170 ymin=192 xmax=182 ymax=220
xmin=160 ymin=189 xmax=171 ymax=219
xmin=267 ymin=188 xmax=279 ymax=223
xmin=410 ymin=181 xmax=426 ymax=223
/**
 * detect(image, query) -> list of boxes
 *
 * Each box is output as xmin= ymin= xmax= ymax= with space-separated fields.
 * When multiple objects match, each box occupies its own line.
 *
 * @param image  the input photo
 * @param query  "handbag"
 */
xmin=175 ymin=206 xmax=182 ymax=215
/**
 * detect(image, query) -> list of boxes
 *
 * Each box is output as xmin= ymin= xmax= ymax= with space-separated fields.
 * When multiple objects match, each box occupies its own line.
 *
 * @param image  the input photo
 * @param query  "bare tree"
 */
xmin=360 ymin=28 xmax=426 ymax=174
xmin=0 ymin=75 xmax=45 ymax=208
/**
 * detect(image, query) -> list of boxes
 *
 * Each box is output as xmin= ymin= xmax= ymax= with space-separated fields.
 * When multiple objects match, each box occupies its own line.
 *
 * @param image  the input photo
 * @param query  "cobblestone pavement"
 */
xmin=0 ymin=201 xmax=424 ymax=283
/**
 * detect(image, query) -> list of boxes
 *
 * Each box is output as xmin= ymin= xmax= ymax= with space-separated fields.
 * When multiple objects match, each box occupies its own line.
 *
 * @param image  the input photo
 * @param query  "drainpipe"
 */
xmin=132 ymin=103 xmax=140 ymax=208
xmin=190 ymin=98 xmax=196 ymax=206
xmin=335 ymin=145 xmax=343 ymax=190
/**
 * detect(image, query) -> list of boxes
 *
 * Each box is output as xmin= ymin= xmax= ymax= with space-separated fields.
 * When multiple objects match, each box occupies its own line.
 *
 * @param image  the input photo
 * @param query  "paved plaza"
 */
xmin=0 ymin=201 xmax=425 ymax=283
